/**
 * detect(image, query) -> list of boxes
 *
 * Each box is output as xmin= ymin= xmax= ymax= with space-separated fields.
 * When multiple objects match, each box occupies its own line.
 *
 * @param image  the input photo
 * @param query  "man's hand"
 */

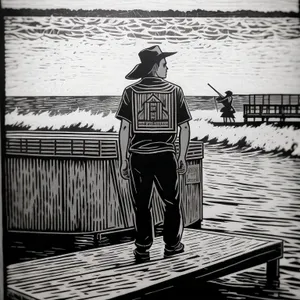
xmin=120 ymin=159 xmax=130 ymax=180
xmin=177 ymin=156 xmax=187 ymax=175
xmin=178 ymin=122 xmax=190 ymax=175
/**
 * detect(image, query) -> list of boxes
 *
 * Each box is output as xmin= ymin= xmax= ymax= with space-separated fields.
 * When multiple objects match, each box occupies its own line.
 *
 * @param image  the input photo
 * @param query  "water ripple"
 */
xmin=5 ymin=17 xmax=300 ymax=42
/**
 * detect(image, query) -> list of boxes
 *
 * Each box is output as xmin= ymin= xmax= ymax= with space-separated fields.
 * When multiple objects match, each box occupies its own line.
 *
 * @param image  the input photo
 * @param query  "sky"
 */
xmin=2 ymin=0 xmax=299 ymax=12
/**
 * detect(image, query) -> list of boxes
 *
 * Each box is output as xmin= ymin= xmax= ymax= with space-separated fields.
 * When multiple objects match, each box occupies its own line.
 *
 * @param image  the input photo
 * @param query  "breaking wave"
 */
xmin=190 ymin=110 xmax=300 ymax=157
xmin=5 ymin=108 xmax=300 ymax=157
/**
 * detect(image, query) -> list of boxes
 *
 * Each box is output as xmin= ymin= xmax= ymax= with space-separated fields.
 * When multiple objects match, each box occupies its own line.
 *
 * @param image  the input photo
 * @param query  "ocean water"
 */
xmin=200 ymin=144 xmax=300 ymax=300
xmin=4 ymin=14 xmax=300 ymax=300
xmin=4 ymin=17 xmax=300 ymax=96
xmin=5 ymin=95 xmax=300 ymax=157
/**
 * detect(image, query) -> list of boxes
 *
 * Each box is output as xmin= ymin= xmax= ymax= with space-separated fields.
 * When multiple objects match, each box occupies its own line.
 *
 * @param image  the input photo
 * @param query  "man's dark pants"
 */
xmin=128 ymin=151 xmax=183 ymax=251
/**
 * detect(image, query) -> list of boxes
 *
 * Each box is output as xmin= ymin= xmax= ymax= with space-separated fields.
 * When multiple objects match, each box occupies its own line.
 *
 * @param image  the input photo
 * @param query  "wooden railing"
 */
xmin=247 ymin=94 xmax=300 ymax=106
xmin=5 ymin=131 xmax=204 ymax=160
xmin=5 ymin=131 xmax=119 ymax=159
xmin=244 ymin=104 xmax=300 ymax=122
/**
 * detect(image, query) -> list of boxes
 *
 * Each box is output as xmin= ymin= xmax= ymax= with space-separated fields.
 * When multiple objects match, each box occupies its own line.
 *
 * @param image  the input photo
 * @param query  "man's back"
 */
xmin=116 ymin=76 xmax=191 ymax=154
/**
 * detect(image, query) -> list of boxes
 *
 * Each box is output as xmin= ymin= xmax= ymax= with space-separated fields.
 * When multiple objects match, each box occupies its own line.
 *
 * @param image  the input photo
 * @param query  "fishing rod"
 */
xmin=207 ymin=83 xmax=224 ymax=98
xmin=207 ymin=83 xmax=222 ymax=112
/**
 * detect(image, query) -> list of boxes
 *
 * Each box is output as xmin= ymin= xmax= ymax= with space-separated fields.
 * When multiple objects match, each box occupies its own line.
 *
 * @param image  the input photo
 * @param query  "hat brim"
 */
xmin=159 ymin=51 xmax=177 ymax=59
xmin=125 ymin=51 xmax=177 ymax=80
xmin=125 ymin=63 xmax=153 ymax=80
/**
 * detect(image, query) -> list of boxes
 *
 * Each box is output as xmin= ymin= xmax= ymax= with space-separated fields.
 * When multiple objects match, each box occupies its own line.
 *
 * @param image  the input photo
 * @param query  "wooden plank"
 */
xmin=57 ymin=160 xmax=62 ymax=232
xmin=20 ymin=158 xmax=24 ymax=230
xmin=113 ymin=161 xmax=135 ymax=228
xmin=5 ymin=131 xmax=120 ymax=141
xmin=5 ymin=132 xmax=204 ymax=160
xmin=106 ymin=160 xmax=119 ymax=229
xmin=4 ymin=230 xmax=248 ymax=273
xmin=109 ymin=160 xmax=126 ymax=229
xmin=7 ymin=229 xmax=282 ymax=300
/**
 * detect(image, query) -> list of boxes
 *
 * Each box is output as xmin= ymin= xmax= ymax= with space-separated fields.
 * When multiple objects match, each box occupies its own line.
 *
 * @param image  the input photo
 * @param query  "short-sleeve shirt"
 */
xmin=115 ymin=77 xmax=192 ymax=154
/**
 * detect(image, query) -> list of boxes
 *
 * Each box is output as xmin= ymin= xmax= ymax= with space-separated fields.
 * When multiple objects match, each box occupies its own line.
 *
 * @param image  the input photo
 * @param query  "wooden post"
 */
xmin=188 ymin=157 xmax=203 ymax=230
xmin=267 ymin=259 xmax=280 ymax=287
xmin=259 ymin=105 xmax=263 ymax=117
xmin=199 ymin=158 xmax=203 ymax=229
xmin=0 ymin=101 xmax=4 ymax=300
xmin=94 ymin=233 xmax=102 ymax=246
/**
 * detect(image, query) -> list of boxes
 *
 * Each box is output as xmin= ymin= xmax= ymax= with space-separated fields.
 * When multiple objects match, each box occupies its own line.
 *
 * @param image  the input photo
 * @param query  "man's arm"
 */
xmin=119 ymin=119 xmax=130 ymax=180
xmin=178 ymin=121 xmax=190 ymax=174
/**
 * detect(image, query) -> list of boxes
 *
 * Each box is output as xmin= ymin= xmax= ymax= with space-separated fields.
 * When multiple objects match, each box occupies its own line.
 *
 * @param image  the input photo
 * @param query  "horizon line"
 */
xmin=2 ymin=8 xmax=299 ymax=18
xmin=5 ymin=93 xmax=300 ymax=98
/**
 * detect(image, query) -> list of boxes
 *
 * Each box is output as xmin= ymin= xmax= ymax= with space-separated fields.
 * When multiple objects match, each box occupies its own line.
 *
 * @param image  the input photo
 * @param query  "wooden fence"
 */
xmin=4 ymin=131 xmax=204 ymax=233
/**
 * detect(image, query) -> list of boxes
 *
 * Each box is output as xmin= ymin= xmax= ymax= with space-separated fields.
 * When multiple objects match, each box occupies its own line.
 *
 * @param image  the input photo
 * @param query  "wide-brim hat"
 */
xmin=125 ymin=45 xmax=176 ymax=80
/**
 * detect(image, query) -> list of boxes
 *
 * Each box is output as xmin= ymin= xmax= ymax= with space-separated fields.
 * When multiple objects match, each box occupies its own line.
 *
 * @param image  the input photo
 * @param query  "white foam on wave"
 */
xmin=5 ymin=108 xmax=119 ymax=132
xmin=190 ymin=110 xmax=300 ymax=156
xmin=5 ymin=108 xmax=300 ymax=157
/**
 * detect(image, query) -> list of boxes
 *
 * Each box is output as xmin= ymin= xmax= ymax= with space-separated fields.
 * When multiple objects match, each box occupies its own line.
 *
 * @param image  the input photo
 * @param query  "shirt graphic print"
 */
xmin=132 ymin=90 xmax=176 ymax=133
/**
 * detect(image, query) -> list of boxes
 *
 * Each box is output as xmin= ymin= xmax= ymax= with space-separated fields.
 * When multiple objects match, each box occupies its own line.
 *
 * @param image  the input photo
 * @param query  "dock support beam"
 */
xmin=189 ymin=219 xmax=202 ymax=230
xmin=94 ymin=233 xmax=102 ymax=246
xmin=266 ymin=258 xmax=280 ymax=287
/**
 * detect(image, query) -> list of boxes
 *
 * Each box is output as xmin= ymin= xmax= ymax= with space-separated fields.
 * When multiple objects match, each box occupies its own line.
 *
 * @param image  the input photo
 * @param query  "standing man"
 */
xmin=216 ymin=91 xmax=236 ymax=123
xmin=115 ymin=45 xmax=192 ymax=263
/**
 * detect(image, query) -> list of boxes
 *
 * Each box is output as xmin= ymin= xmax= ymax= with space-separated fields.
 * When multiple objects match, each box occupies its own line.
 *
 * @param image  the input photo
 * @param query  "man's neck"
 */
xmin=145 ymin=73 xmax=157 ymax=78
xmin=142 ymin=76 xmax=164 ymax=80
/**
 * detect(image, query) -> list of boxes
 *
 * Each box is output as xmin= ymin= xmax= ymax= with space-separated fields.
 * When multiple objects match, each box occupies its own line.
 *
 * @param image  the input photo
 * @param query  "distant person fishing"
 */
xmin=208 ymin=83 xmax=236 ymax=123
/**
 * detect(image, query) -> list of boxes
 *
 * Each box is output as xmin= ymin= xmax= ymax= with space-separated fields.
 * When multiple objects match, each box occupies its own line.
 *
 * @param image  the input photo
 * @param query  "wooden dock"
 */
xmin=7 ymin=228 xmax=283 ymax=300
xmin=243 ymin=104 xmax=300 ymax=122
xmin=211 ymin=121 xmax=300 ymax=128
xmin=243 ymin=94 xmax=300 ymax=123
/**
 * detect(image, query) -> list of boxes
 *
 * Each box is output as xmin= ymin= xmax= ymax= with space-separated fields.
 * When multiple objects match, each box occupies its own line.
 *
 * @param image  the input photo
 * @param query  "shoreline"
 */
xmin=3 ymin=8 xmax=299 ymax=18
